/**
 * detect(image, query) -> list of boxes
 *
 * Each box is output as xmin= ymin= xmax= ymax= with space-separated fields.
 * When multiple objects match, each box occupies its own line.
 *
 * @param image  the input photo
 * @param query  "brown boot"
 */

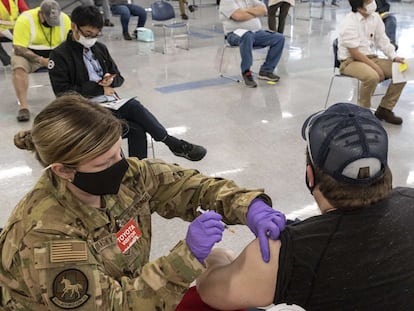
xmin=374 ymin=106 xmax=403 ymax=125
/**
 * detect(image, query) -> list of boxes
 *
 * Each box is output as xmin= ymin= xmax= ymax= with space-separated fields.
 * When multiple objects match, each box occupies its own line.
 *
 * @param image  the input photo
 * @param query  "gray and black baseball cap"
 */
xmin=302 ymin=103 xmax=388 ymax=185
xmin=40 ymin=0 xmax=61 ymax=27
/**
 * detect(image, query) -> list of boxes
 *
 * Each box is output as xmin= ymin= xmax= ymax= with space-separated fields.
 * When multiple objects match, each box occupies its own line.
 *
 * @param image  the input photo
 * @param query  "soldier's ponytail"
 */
xmin=14 ymin=130 xmax=35 ymax=151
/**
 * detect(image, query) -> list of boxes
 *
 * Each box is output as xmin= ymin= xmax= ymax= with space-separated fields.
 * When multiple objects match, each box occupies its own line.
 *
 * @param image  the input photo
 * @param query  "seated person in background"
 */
xmin=179 ymin=0 xmax=195 ymax=20
xmin=375 ymin=0 xmax=397 ymax=50
xmin=0 ymin=0 xmax=29 ymax=66
xmin=219 ymin=0 xmax=285 ymax=88
xmin=267 ymin=0 xmax=294 ymax=34
xmin=0 ymin=94 xmax=286 ymax=309
xmin=80 ymin=0 xmax=114 ymax=26
xmin=49 ymin=5 xmax=206 ymax=161
xmin=11 ymin=0 xmax=70 ymax=122
xmin=108 ymin=0 xmax=146 ymax=40
xmin=197 ymin=102 xmax=414 ymax=310
xmin=338 ymin=0 xmax=406 ymax=125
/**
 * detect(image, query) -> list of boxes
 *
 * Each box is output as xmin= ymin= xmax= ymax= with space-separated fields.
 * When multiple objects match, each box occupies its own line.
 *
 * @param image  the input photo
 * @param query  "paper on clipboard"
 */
xmin=233 ymin=29 xmax=248 ymax=37
xmin=392 ymin=58 xmax=414 ymax=84
xmin=98 ymin=97 xmax=136 ymax=110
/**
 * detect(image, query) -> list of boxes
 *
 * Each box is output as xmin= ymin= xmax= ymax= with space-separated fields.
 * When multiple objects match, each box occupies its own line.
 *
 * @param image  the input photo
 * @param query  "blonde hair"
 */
xmin=14 ymin=94 xmax=124 ymax=167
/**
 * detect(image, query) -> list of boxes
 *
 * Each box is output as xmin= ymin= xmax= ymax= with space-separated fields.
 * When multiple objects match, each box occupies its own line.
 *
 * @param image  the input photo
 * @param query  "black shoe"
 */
xmin=188 ymin=5 xmax=195 ymax=12
xmin=104 ymin=19 xmax=114 ymax=27
xmin=375 ymin=106 xmax=402 ymax=125
xmin=169 ymin=140 xmax=207 ymax=161
xmin=181 ymin=13 xmax=189 ymax=20
xmin=258 ymin=71 xmax=280 ymax=82
xmin=123 ymin=32 xmax=133 ymax=41
xmin=242 ymin=70 xmax=257 ymax=88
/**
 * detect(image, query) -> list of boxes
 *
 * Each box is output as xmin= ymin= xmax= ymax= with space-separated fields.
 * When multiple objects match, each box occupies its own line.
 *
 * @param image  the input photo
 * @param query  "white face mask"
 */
xmin=78 ymin=34 xmax=97 ymax=49
xmin=364 ymin=1 xmax=377 ymax=15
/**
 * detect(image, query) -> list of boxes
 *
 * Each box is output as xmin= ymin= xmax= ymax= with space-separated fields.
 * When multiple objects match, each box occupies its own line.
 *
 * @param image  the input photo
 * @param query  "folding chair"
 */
xmin=325 ymin=38 xmax=387 ymax=108
xmin=324 ymin=38 xmax=360 ymax=108
xmin=151 ymin=0 xmax=190 ymax=54
xmin=218 ymin=37 xmax=268 ymax=83
xmin=218 ymin=38 xmax=241 ymax=82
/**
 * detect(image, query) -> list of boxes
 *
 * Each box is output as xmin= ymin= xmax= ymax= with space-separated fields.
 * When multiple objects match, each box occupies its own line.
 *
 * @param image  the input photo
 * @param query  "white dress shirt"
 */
xmin=338 ymin=11 xmax=397 ymax=61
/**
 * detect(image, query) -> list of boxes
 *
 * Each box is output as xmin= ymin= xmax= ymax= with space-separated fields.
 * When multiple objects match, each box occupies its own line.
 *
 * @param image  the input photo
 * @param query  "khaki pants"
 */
xmin=339 ymin=56 xmax=406 ymax=110
xmin=11 ymin=54 xmax=43 ymax=73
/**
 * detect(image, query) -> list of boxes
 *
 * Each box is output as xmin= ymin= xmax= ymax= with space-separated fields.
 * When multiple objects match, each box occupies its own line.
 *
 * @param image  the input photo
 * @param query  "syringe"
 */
xmin=196 ymin=206 xmax=235 ymax=234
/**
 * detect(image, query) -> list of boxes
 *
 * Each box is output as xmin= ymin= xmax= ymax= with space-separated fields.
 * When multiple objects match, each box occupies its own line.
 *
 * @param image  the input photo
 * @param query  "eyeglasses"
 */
xmin=76 ymin=25 xmax=102 ymax=39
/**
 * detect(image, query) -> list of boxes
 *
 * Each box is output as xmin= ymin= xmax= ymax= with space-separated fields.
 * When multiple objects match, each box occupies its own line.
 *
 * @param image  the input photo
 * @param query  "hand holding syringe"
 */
xmin=196 ymin=206 xmax=235 ymax=234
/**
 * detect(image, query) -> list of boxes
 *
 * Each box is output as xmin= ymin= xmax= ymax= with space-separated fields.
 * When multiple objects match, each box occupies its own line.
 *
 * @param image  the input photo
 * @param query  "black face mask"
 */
xmin=305 ymin=166 xmax=318 ymax=195
xmin=305 ymin=172 xmax=315 ymax=195
xmin=72 ymin=158 xmax=129 ymax=195
xmin=42 ymin=20 xmax=52 ymax=28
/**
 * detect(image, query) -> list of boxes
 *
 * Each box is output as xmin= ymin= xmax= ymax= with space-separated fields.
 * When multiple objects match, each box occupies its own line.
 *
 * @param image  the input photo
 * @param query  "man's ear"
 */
xmin=306 ymin=164 xmax=315 ymax=188
xmin=38 ymin=11 xmax=45 ymax=23
xmin=50 ymin=163 xmax=75 ymax=181
xmin=70 ymin=22 xmax=77 ymax=33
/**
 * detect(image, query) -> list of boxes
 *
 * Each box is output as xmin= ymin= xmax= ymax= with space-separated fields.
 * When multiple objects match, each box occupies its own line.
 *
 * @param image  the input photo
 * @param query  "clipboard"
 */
xmin=98 ymin=97 xmax=136 ymax=110
xmin=392 ymin=59 xmax=414 ymax=84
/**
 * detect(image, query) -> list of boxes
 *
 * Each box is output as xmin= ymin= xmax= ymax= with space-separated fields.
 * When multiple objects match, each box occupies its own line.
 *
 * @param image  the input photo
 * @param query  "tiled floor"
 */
xmin=1 ymin=0 xmax=414 ymax=262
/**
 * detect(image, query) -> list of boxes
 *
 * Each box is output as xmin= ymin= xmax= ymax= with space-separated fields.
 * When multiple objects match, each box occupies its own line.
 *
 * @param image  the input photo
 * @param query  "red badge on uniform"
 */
xmin=116 ymin=219 xmax=142 ymax=253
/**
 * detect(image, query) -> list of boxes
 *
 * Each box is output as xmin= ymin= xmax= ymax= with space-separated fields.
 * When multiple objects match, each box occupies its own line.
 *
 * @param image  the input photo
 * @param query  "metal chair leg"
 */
xmin=218 ymin=44 xmax=240 ymax=83
xmin=324 ymin=76 xmax=335 ymax=108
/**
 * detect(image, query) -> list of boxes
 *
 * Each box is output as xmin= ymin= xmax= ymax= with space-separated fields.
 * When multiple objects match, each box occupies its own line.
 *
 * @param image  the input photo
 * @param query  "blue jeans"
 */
xmin=113 ymin=98 xmax=167 ymax=159
xmin=226 ymin=30 xmax=285 ymax=74
xmin=110 ymin=4 xmax=147 ymax=33
xmin=383 ymin=15 xmax=397 ymax=43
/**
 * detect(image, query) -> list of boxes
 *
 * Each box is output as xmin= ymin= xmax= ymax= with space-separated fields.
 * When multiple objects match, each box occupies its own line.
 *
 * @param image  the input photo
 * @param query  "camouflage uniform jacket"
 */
xmin=0 ymin=158 xmax=270 ymax=310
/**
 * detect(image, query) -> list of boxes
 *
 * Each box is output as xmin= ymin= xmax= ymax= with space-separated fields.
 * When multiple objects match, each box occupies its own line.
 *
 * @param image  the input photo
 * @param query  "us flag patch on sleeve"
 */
xmin=50 ymin=241 xmax=88 ymax=263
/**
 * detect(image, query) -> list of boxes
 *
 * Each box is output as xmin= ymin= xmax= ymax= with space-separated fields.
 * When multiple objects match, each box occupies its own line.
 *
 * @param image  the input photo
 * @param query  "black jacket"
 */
xmin=48 ymin=31 xmax=125 ymax=98
xmin=375 ymin=0 xmax=390 ymax=14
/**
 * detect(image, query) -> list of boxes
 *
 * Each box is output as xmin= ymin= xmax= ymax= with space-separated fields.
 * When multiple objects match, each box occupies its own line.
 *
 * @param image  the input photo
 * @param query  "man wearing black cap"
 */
xmin=197 ymin=103 xmax=414 ymax=310
xmin=11 ymin=0 xmax=71 ymax=122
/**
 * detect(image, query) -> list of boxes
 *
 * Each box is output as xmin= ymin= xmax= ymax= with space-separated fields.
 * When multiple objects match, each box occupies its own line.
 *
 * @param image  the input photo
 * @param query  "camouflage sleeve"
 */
xmin=128 ymin=158 xmax=272 ymax=224
xmin=3 ymin=235 xmax=204 ymax=311
xmin=121 ymin=240 xmax=205 ymax=310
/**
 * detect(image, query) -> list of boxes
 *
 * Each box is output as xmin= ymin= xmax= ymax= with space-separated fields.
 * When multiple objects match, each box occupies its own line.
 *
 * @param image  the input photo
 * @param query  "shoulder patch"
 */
xmin=51 ymin=269 xmax=89 ymax=309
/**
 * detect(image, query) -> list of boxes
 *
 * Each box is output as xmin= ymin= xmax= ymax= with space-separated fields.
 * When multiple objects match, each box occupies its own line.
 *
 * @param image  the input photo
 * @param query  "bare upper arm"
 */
xmin=197 ymin=239 xmax=280 ymax=309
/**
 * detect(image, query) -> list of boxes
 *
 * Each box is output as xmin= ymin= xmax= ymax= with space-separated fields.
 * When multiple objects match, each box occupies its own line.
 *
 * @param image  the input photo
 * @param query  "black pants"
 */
xmin=268 ymin=2 xmax=291 ymax=34
xmin=0 ymin=37 xmax=11 ymax=66
xmin=112 ymin=98 xmax=167 ymax=159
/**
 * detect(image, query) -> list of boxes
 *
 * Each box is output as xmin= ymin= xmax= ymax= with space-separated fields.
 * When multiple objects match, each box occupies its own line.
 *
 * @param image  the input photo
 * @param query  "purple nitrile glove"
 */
xmin=186 ymin=211 xmax=225 ymax=262
xmin=246 ymin=198 xmax=286 ymax=263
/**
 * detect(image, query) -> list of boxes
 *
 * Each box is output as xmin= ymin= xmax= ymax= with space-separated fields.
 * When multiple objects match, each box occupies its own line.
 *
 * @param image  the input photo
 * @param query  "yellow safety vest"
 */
xmin=13 ymin=7 xmax=71 ymax=52
xmin=0 ymin=0 xmax=19 ymax=30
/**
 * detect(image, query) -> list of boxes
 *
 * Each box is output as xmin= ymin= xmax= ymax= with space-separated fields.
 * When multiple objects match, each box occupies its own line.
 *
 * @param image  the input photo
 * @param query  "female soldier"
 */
xmin=0 ymin=94 xmax=285 ymax=310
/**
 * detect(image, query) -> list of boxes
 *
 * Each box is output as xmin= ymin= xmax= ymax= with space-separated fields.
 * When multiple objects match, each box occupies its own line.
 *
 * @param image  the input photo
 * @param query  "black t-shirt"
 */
xmin=274 ymin=187 xmax=414 ymax=310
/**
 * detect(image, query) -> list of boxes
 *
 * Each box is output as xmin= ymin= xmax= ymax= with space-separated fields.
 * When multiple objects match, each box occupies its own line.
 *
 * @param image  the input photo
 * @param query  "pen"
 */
xmin=196 ymin=206 xmax=235 ymax=234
